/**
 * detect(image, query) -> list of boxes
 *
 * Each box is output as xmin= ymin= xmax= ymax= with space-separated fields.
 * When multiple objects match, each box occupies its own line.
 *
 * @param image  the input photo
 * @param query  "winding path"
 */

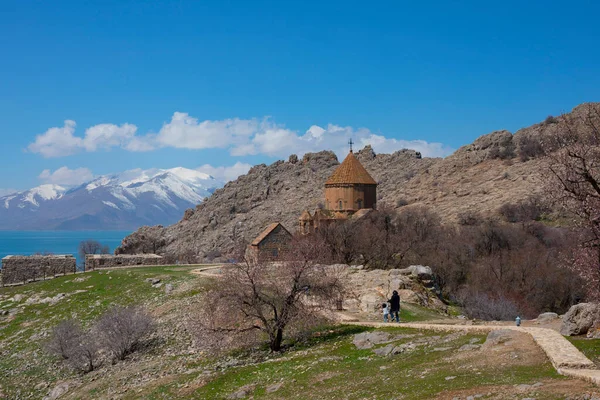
xmin=346 ymin=321 xmax=600 ymax=385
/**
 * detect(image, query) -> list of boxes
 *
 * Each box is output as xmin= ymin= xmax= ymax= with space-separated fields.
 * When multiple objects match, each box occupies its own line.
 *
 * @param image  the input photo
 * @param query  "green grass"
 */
xmin=566 ymin=336 xmax=600 ymax=366
xmin=143 ymin=326 xmax=562 ymax=400
xmin=0 ymin=265 xmax=206 ymax=397
xmin=0 ymin=266 xmax=572 ymax=399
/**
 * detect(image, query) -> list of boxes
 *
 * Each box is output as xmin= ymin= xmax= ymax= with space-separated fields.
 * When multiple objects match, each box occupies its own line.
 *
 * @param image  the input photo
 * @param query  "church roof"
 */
xmin=325 ymin=151 xmax=377 ymax=185
xmin=251 ymin=222 xmax=290 ymax=246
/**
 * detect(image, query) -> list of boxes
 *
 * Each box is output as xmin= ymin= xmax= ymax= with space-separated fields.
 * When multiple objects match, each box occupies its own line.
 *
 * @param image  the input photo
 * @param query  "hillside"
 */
xmin=0 ymin=266 xmax=595 ymax=399
xmin=117 ymin=103 xmax=600 ymax=260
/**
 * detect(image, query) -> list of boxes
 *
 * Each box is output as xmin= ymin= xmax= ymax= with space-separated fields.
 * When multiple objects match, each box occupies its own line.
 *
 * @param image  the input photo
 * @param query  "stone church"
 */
xmin=299 ymin=148 xmax=378 ymax=234
xmin=248 ymin=147 xmax=378 ymax=260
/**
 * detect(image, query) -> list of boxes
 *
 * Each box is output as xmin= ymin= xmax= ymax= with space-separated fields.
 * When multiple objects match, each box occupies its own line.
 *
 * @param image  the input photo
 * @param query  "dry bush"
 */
xmin=95 ymin=306 xmax=154 ymax=361
xmin=196 ymin=236 xmax=346 ymax=352
xmin=517 ymin=135 xmax=545 ymax=161
xmin=499 ymin=196 xmax=548 ymax=223
xmin=46 ymin=320 xmax=101 ymax=373
xmin=460 ymin=292 xmax=519 ymax=321
xmin=457 ymin=210 xmax=482 ymax=226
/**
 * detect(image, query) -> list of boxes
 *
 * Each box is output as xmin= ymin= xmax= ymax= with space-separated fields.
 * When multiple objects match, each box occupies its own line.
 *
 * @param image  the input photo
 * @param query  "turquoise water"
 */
xmin=0 ymin=231 xmax=131 ymax=266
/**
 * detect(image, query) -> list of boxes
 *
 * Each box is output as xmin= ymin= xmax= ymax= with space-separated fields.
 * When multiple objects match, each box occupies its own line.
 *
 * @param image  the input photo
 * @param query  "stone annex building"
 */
xmin=248 ymin=148 xmax=378 ymax=260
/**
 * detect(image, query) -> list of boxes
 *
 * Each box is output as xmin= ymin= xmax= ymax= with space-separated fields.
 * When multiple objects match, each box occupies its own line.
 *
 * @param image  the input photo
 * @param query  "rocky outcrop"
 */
xmin=560 ymin=303 xmax=600 ymax=336
xmin=343 ymin=266 xmax=446 ymax=313
xmin=116 ymin=103 xmax=600 ymax=261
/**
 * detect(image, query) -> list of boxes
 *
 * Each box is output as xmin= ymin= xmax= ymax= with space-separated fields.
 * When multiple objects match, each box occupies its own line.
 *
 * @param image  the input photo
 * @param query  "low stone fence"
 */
xmin=85 ymin=254 xmax=163 ymax=271
xmin=1 ymin=255 xmax=77 ymax=285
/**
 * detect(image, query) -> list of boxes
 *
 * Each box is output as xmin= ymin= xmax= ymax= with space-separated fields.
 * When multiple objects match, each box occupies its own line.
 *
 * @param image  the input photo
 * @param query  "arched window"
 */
xmin=339 ymin=200 xmax=343 ymax=210
xmin=357 ymin=199 xmax=363 ymax=209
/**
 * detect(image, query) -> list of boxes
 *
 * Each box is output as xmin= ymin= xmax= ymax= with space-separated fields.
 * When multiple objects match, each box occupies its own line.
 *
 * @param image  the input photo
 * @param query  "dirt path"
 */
xmin=347 ymin=320 xmax=600 ymax=385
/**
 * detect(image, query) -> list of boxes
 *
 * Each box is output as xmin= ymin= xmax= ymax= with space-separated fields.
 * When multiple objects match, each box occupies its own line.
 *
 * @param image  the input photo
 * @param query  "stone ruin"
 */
xmin=1 ymin=255 xmax=77 ymax=285
xmin=84 ymin=254 xmax=163 ymax=271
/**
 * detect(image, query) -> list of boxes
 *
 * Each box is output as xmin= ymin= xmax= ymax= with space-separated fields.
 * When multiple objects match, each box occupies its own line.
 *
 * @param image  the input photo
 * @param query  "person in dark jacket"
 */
xmin=389 ymin=290 xmax=400 ymax=322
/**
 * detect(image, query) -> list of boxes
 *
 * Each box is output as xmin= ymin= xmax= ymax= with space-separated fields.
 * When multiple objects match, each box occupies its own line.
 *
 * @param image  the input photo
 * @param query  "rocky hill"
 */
xmin=116 ymin=103 xmax=600 ymax=260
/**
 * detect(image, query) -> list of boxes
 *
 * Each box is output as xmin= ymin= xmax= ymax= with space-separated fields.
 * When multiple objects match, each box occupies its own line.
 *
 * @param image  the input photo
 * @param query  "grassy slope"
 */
xmin=0 ymin=266 xmax=590 ymax=399
xmin=0 ymin=266 xmax=204 ymax=398
xmin=152 ymin=326 xmax=562 ymax=400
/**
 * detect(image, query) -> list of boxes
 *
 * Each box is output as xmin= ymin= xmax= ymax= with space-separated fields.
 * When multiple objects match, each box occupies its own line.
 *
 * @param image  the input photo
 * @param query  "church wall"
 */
xmin=325 ymin=184 xmax=377 ymax=211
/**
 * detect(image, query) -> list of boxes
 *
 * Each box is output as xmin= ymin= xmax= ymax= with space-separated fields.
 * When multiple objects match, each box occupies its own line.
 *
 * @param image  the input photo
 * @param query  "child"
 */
xmin=382 ymin=302 xmax=390 ymax=322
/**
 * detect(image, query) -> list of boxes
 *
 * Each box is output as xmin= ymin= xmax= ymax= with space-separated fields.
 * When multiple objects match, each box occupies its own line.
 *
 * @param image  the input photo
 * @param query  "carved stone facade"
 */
xmin=85 ymin=254 xmax=163 ymax=271
xmin=1 ymin=255 xmax=76 ymax=285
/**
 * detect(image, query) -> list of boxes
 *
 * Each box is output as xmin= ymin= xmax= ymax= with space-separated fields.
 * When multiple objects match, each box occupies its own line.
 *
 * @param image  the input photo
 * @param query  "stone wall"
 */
xmin=1 ymin=255 xmax=77 ymax=285
xmin=85 ymin=254 xmax=163 ymax=271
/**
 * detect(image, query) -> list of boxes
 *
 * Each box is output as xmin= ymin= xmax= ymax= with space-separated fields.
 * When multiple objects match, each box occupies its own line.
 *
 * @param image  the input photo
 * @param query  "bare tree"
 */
xmin=95 ymin=306 xmax=155 ymax=361
xmin=198 ymin=236 xmax=345 ymax=352
xmin=544 ymin=105 xmax=600 ymax=299
xmin=46 ymin=320 xmax=101 ymax=373
xmin=78 ymin=240 xmax=110 ymax=267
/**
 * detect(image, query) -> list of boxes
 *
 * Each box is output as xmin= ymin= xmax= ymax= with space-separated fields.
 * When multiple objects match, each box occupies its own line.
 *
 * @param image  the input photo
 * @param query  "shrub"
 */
xmin=46 ymin=320 xmax=101 ymax=373
xmin=457 ymin=210 xmax=482 ymax=226
xmin=517 ymin=135 xmax=545 ymax=161
xmin=544 ymin=115 xmax=559 ymax=125
xmin=461 ymin=292 xmax=519 ymax=321
xmin=499 ymin=196 xmax=548 ymax=223
xmin=95 ymin=306 xmax=154 ymax=361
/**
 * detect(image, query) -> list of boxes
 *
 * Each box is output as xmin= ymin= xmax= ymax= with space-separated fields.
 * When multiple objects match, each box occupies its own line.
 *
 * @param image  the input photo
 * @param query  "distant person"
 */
xmin=389 ymin=290 xmax=400 ymax=323
xmin=382 ymin=303 xmax=390 ymax=322
xmin=515 ymin=316 xmax=521 ymax=327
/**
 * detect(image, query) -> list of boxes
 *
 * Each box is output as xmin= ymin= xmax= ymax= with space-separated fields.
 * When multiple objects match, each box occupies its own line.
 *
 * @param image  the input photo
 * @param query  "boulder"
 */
xmin=482 ymin=329 xmax=519 ymax=348
xmin=560 ymin=303 xmax=600 ymax=336
xmin=352 ymin=331 xmax=392 ymax=349
xmin=536 ymin=312 xmax=559 ymax=324
xmin=397 ymin=265 xmax=433 ymax=281
xmin=43 ymin=382 xmax=69 ymax=400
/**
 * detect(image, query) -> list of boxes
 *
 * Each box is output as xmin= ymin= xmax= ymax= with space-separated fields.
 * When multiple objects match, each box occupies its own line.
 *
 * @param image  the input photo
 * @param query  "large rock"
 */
xmin=481 ymin=329 xmax=519 ymax=349
xmin=560 ymin=303 xmax=600 ymax=336
xmin=397 ymin=265 xmax=433 ymax=281
xmin=352 ymin=331 xmax=392 ymax=349
xmin=536 ymin=312 xmax=559 ymax=324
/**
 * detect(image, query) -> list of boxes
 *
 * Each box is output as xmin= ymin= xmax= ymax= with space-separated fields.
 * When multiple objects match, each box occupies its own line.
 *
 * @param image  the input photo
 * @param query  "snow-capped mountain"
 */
xmin=0 ymin=168 xmax=223 ymax=230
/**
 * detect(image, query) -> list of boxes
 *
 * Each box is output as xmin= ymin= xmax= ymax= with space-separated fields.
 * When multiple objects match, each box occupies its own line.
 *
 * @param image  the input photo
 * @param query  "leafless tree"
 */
xmin=78 ymin=240 xmax=110 ymax=265
xmin=197 ymin=236 xmax=345 ymax=352
xmin=544 ymin=105 xmax=600 ymax=299
xmin=95 ymin=306 xmax=155 ymax=361
xmin=46 ymin=320 xmax=101 ymax=373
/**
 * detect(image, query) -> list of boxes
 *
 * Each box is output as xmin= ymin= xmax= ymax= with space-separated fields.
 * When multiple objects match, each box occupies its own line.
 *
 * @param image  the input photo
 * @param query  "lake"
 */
xmin=0 ymin=231 xmax=131 ymax=266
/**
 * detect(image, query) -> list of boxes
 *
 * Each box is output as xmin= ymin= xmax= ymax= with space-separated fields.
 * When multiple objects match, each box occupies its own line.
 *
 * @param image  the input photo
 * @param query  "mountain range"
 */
xmin=0 ymin=168 xmax=222 ymax=230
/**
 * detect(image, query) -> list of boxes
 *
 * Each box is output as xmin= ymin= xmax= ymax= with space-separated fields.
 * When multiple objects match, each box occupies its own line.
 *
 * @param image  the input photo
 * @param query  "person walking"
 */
xmin=389 ymin=290 xmax=400 ymax=323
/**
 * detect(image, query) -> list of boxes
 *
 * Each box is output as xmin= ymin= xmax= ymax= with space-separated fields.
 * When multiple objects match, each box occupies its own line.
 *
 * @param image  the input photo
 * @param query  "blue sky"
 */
xmin=1 ymin=0 xmax=599 ymax=193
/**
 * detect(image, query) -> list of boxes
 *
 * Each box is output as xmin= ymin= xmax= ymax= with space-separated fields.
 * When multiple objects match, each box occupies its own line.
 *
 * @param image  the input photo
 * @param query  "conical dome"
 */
xmin=325 ymin=152 xmax=377 ymax=185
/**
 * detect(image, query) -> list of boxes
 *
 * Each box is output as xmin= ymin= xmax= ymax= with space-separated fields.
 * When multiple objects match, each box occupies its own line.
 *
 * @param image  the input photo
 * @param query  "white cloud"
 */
xmin=196 ymin=162 xmax=252 ymax=182
xmin=82 ymin=123 xmax=137 ymax=151
xmin=28 ymin=120 xmax=139 ymax=158
xmin=154 ymin=113 xmax=258 ymax=150
xmin=28 ymin=114 xmax=454 ymax=159
xmin=38 ymin=166 xmax=94 ymax=186
xmin=27 ymin=120 xmax=81 ymax=157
